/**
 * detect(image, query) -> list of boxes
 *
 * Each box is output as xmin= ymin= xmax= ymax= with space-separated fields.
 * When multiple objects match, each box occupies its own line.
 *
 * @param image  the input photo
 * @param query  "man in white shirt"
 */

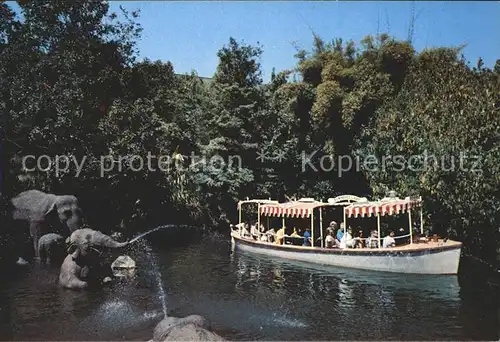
xmin=383 ymin=231 xmax=396 ymax=248
xmin=340 ymin=227 xmax=355 ymax=248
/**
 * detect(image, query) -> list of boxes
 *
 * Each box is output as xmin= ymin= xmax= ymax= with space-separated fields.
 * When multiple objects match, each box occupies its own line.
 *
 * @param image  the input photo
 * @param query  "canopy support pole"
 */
xmin=258 ymin=203 xmax=261 ymax=239
xmin=408 ymin=207 xmax=413 ymax=244
xmin=320 ymin=206 xmax=324 ymax=248
xmin=377 ymin=213 xmax=381 ymax=249
xmin=343 ymin=208 xmax=347 ymax=237
xmin=267 ymin=198 xmax=270 ymax=230
xmin=310 ymin=210 xmax=314 ymax=248
xmin=420 ymin=196 xmax=424 ymax=235
xmin=238 ymin=203 xmax=242 ymax=236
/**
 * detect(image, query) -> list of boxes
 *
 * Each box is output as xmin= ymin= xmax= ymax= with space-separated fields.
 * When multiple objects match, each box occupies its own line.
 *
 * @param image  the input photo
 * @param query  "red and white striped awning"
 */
xmin=344 ymin=198 xmax=422 ymax=218
xmin=259 ymin=201 xmax=325 ymax=218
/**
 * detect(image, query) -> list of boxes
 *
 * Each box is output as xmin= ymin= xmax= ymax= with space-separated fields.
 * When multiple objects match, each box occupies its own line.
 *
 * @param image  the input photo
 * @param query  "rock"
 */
xmin=102 ymin=276 xmax=112 ymax=283
xmin=16 ymin=257 xmax=28 ymax=266
xmin=112 ymin=268 xmax=137 ymax=278
xmin=152 ymin=315 xmax=225 ymax=341
xmin=111 ymin=255 xmax=136 ymax=269
xmin=158 ymin=323 xmax=225 ymax=341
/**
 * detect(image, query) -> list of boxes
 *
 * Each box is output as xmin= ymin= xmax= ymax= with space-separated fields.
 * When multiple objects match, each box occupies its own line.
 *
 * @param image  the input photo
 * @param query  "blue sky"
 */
xmin=7 ymin=1 xmax=500 ymax=81
xmin=111 ymin=1 xmax=499 ymax=81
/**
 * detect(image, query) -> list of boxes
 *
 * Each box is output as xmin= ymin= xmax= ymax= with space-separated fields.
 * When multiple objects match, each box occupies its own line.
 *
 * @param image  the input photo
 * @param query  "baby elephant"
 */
xmin=38 ymin=233 xmax=65 ymax=264
xmin=59 ymin=228 xmax=129 ymax=290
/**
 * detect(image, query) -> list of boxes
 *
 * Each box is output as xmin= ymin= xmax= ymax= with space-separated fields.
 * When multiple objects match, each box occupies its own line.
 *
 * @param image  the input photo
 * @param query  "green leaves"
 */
xmin=355 ymin=46 xmax=500 ymax=257
xmin=1 ymin=0 xmax=499 ymax=263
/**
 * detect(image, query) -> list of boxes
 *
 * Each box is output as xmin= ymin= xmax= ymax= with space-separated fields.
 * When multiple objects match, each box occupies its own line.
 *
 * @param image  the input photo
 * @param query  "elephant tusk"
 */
xmin=90 ymin=247 xmax=102 ymax=255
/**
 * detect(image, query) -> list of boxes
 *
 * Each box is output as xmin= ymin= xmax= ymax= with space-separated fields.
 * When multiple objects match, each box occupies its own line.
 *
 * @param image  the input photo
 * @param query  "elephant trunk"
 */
xmin=92 ymin=231 xmax=129 ymax=248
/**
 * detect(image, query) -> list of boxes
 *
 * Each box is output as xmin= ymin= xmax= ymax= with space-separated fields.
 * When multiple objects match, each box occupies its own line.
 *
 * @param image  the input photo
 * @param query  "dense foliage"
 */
xmin=1 ymin=2 xmax=498 ymax=265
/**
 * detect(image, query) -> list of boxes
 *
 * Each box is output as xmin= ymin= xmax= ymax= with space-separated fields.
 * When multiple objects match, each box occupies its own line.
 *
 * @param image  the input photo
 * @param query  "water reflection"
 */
xmin=225 ymin=244 xmax=489 ymax=340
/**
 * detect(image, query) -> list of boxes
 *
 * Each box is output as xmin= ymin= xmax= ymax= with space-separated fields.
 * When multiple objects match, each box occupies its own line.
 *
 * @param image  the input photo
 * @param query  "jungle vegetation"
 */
xmin=1 ymin=2 xmax=499 ymax=266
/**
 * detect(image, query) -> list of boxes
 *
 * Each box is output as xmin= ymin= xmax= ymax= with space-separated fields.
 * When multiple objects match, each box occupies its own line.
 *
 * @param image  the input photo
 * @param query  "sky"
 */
xmin=7 ymin=1 xmax=500 ymax=82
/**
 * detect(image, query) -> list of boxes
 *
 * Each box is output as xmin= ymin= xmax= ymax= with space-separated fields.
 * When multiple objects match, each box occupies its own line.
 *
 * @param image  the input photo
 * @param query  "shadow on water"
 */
xmin=0 ymin=228 xmax=499 ymax=341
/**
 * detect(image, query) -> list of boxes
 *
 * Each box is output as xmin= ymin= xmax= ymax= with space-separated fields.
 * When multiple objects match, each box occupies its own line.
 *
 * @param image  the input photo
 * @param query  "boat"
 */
xmin=230 ymin=195 xmax=462 ymax=275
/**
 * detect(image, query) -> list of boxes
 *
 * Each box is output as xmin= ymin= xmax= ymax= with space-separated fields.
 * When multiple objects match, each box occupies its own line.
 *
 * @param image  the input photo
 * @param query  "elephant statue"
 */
xmin=58 ymin=228 xmax=129 ymax=290
xmin=66 ymin=228 xmax=129 ymax=249
xmin=152 ymin=315 xmax=225 ymax=341
xmin=10 ymin=189 xmax=83 ymax=260
xmin=38 ymin=233 xmax=65 ymax=264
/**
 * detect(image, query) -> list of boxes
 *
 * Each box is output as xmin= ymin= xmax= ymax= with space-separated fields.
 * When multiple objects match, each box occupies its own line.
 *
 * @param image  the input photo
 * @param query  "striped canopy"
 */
xmin=259 ymin=201 xmax=325 ymax=218
xmin=344 ymin=197 xmax=422 ymax=218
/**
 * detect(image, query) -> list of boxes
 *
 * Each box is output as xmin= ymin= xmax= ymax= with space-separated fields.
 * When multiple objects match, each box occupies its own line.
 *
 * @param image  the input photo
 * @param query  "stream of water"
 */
xmin=144 ymin=243 xmax=168 ymax=317
xmin=0 ymin=229 xmax=498 ymax=341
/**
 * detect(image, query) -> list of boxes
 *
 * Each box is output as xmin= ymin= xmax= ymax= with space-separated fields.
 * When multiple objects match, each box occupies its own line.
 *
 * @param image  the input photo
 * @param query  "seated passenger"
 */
xmin=325 ymin=231 xmax=336 ymax=248
xmin=340 ymin=227 xmax=355 ymax=248
xmin=265 ymin=229 xmax=276 ymax=243
xmin=291 ymin=227 xmax=300 ymax=237
xmin=303 ymin=228 xmax=311 ymax=246
xmin=337 ymin=222 xmax=345 ymax=242
xmin=354 ymin=229 xmax=365 ymax=248
xmin=241 ymin=223 xmax=251 ymax=237
xmin=326 ymin=221 xmax=337 ymax=236
xmin=250 ymin=223 xmax=259 ymax=239
xmin=383 ymin=231 xmax=396 ymax=248
xmin=366 ymin=230 xmax=379 ymax=248
xmin=275 ymin=227 xmax=285 ymax=245
xmin=260 ymin=234 xmax=268 ymax=242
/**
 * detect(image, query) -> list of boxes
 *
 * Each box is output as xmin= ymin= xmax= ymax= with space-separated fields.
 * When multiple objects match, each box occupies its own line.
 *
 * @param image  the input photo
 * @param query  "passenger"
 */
xmin=260 ymin=234 xmax=268 ymax=242
xmin=354 ymin=229 xmax=365 ymax=248
xmin=265 ymin=229 xmax=276 ymax=243
xmin=242 ymin=223 xmax=252 ymax=237
xmin=383 ymin=231 xmax=396 ymax=248
xmin=275 ymin=227 xmax=285 ymax=245
xmin=250 ymin=223 xmax=259 ymax=239
xmin=340 ymin=227 xmax=355 ymax=248
xmin=336 ymin=223 xmax=345 ymax=244
xmin=291 ymin=227 xmax=300 ymax=237
xmin=326 ymin=221 xmax=337 ymax=236
xmin=303 ymin=227 xmax=311 ymax=246
xmin=366 ymin=230 xmax=379 ymax=248
xmin=325 ymin=230 xmax=336 ymax=248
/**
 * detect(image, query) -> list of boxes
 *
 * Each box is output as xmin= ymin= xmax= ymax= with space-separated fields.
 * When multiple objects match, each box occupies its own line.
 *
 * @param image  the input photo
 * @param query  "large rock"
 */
xmin=152 ymin=315 xmax=225 ymax=341
xmin=111 ymin=255 xmax=137 ymax=277
xmin=111 ymin=255 xmax=136 ymax=269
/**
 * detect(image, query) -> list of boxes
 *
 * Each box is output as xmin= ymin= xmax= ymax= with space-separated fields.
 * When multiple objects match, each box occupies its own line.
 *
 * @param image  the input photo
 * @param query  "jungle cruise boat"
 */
xmin=230 ymin=195 xmax=462 ymax=275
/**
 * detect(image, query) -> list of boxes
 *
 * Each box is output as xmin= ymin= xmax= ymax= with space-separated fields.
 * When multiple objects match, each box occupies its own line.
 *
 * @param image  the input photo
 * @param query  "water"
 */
xmin=144 ymin=243 xmax=168 ymax=317
xmin=0 ymin=233 xmax=499 ymax=340
xmin=128 ymin=224 xmax=192 ymax=244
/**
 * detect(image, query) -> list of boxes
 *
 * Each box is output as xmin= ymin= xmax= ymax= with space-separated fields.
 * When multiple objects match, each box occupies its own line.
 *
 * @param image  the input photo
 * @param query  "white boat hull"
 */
xmin=231 ymin=233 xmax=462 ymax=275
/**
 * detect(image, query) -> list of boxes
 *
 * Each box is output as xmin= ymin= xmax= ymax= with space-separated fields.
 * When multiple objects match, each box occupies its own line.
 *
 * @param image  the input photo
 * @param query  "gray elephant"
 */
xmin=10 ymin=189 xmax=83 ymax=260
xmin=38 ymin=233 xmax=65 ymax=264
xmin=66 ymin=228 xmax=129 ymax=249
xmin=152 ymin=315 xmax=225 ymax=341
xmin=58 ymin=228 xmax=129 ymax=289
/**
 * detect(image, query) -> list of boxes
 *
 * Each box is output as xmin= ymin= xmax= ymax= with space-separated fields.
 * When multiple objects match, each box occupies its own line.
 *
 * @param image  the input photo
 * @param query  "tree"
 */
xmin=355 ymin=47 xmax=500 ymax=262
